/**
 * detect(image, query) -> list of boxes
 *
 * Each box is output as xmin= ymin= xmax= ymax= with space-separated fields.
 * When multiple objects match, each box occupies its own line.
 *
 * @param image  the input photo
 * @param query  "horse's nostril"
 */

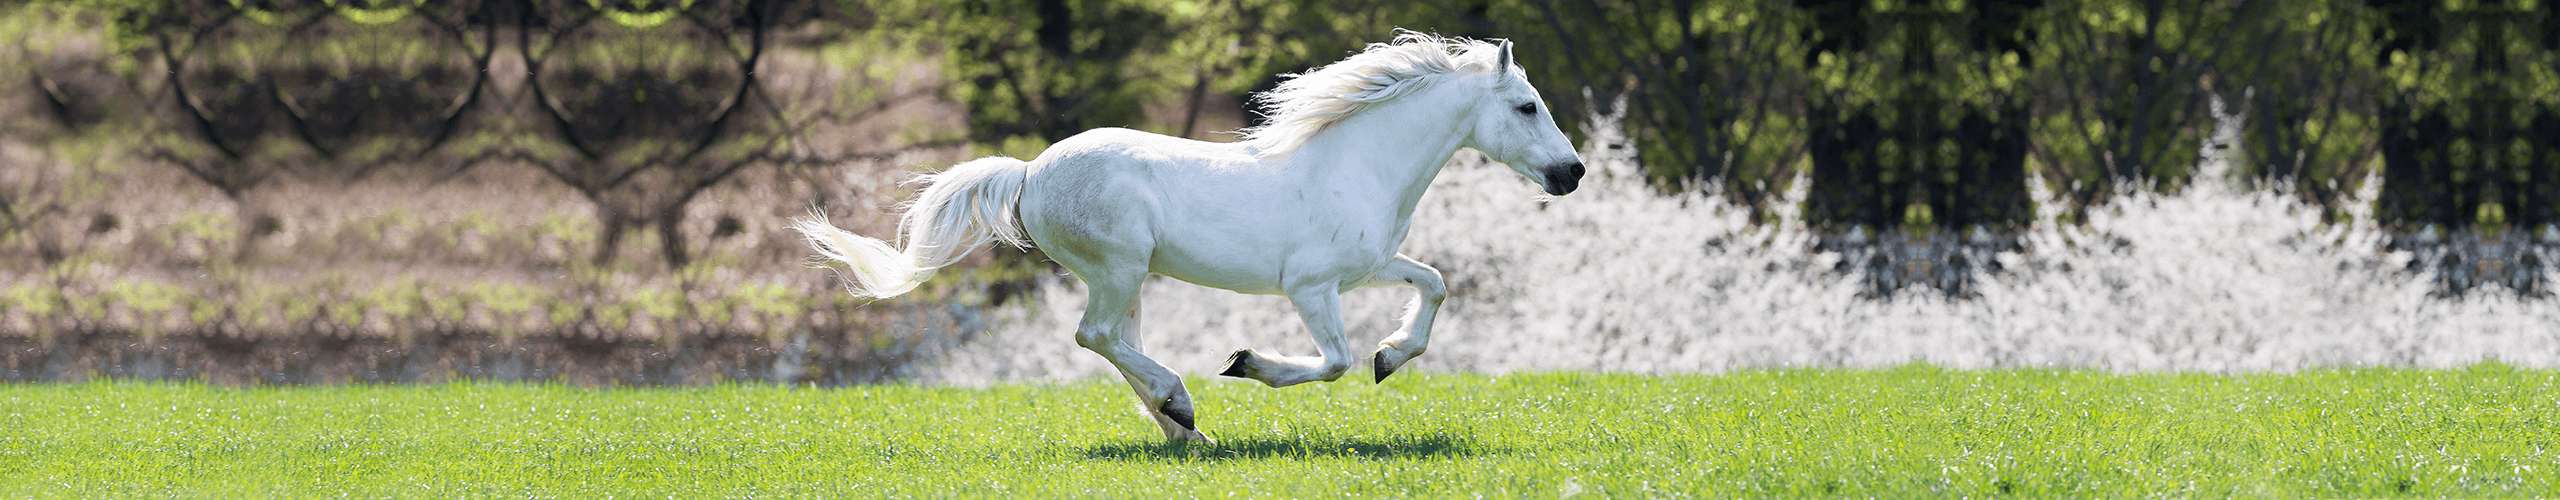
xmin=1541 ymin=164 xmax=1583 ymax=196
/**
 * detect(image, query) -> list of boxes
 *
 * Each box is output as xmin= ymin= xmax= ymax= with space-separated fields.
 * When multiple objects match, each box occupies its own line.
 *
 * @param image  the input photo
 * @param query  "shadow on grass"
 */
xmin=1082 ymin=432 xmax=1484 ymax=462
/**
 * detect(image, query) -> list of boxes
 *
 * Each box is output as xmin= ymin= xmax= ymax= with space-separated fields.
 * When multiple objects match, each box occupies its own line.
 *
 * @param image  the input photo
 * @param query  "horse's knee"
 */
xmin=1412 ymin=278 xmax=1446 ymax=304
xmin=1315 ymin=357 xmax=1352 ymax=381
xmin=1073 ymin=325 xmax=1116 ymax=350
xmin=1404 ymin=265 xmax=1447 ymax=303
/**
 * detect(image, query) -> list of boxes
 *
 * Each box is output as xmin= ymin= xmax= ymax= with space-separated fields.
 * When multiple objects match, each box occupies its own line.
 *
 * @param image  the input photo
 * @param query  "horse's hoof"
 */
xmin=1160 ymin=396 xmax=1196 ymax=431
xmin=1218 ymin=349 xmax=1255 ymax=379
xmin=1372 ymin=350 xmax=1399 ymax=383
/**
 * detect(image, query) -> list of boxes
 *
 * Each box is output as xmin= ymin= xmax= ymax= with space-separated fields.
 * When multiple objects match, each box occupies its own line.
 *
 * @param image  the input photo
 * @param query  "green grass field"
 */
xmin=4 ymin=366 xmax=2556 ymax=496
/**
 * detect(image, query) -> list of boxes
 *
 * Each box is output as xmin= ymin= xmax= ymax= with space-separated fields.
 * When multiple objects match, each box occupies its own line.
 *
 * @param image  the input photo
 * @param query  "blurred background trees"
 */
xmin=36 ymin=0 xmax=2545 ymax=239
xmin=2219 ymin=0 xmax=2385 ymax=214
xmin=923 ymin=0 xmax=1178 ymax=153
xmin=1797 ymin=0 xmax=2036 ymax=231
xmin=1505 ymin=0 xmax=1812 ymax=216
xmin=4 ymin=0 xmax=2556 ymax=312
xmin=2022 ymin=0 xmax=2245 ymax=210
xmin=2365 ymin=0 xmax=2559 ymax=230
xmin=13 ymin=0 xmax=2551 ymax=225
xmin=897 ymin=0 xmax=2550 ymax=241
xmin=514 ymin=0 xmax=782 ymax=266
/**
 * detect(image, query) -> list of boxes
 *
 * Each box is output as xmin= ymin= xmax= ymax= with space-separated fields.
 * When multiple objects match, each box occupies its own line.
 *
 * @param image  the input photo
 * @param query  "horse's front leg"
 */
xmin=1219 ymin=285 xmax=1352 ymax=387
xmin=1365 ymin=255 xmax=1445 ymax=382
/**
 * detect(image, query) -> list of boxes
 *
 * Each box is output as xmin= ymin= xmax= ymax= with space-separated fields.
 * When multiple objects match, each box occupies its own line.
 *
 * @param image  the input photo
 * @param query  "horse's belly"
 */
xmin=1157 ymin=272 xmax=1284 ymax=295
xmin=1147 ymin=223 xmax=1403 ymax=295
xmin=1149 ymin=239 xmax=1288 ymax=294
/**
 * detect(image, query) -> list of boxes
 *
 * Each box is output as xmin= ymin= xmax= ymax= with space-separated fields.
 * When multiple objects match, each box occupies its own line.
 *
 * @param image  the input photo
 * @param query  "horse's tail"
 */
xmin=790 ymin=156 xmax=1032 ymax=299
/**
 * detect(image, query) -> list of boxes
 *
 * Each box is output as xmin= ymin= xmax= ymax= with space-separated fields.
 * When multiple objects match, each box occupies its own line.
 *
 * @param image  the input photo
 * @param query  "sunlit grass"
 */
xmin=3 ymin=366 xmax=2554 ymax=496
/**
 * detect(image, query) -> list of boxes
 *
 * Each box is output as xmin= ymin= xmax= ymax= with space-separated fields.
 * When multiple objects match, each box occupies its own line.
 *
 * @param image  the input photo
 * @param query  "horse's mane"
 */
xmin=1240 ymin=32 xmax=1506 ymax=156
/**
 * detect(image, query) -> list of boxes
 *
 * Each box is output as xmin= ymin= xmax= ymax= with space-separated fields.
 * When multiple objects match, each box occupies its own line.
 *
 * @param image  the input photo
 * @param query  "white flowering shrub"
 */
xmin=916 ymin=112 xmax=2559 ymax=385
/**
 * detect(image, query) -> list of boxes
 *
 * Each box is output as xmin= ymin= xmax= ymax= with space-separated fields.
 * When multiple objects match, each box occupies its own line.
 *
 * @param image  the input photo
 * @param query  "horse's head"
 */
xmin=1462 ymin=40 xmax=1585 ymax=196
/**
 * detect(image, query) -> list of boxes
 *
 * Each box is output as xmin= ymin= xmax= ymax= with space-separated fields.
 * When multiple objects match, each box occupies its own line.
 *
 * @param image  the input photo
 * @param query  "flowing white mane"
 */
xmin=1240 ymin=32 xmax=1508 ymax=156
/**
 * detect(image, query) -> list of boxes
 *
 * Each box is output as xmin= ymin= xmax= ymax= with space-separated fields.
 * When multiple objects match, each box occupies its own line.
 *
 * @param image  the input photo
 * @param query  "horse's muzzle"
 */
xmin=1541 ymin=162 xmax=1585 ymax=196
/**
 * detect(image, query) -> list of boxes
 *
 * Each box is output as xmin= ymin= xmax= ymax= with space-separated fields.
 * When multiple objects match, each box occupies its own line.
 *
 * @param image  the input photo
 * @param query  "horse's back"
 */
xmin=1028 ymin=128 xmax=1255 ymax=170
xmin=1017 ymin=129 xmax=1207 ymax=245
xmin=1021 ymin=127 xmax=1271 ymax=196
xmin=1017 ymin=128 xmax=1295 ymax=293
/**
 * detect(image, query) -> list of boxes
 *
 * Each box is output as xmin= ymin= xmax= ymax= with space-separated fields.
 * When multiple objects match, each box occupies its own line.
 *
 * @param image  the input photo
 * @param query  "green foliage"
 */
xmin=722 ymin=282 xmax=804 ymax=318
xmin=2367 ymin=0 xmax=2560 ymax=228
xmin=1 ymin=283 xmax=63 ymax=317
xmin=4 ymin=368 xmax=2558 ymax=496
xmin=166 ymin=211 xmax=233 ymax=246
xmin=101 ymin=280 xmax=187 ymax=315
xmin=357 ymin=279 xmax=433 ymax=323
xmin=1800 ymin=0 xmax=2038 ymax=228
xmin=538 ymin=214 xmax=594 ymax=244
xmin=2221 ymin=0 xmax=2385 ymax=211
xmin=2024 ymin=0 xmax=2244 ymax=206
xmin=907 ymin=0 xmax=1183 ymax=147
xmin=594 ymin=0 xmax=696 ymax=28
xmin=1502 ymin=1 xmax=1814 ymax=209
xmin=623 ymin=284 xmax=688 ymax=323
xmin=470 ymin=283 xmax=550 ymax=316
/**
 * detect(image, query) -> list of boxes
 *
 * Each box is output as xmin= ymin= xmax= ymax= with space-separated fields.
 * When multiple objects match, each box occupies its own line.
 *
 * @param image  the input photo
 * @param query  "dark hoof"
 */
xmin=1218 ymin=349 xmax=1255 ymax=379
xmin=1160 ymin=397 xmax=1196 ymax=431
xmin=1372 ymin=352 xmax=1398 ymax=383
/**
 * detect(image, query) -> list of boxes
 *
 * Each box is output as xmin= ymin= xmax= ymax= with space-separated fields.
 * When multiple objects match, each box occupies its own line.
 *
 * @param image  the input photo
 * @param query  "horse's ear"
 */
xmin=1498 ymin=40 xmax=1515 ymax=74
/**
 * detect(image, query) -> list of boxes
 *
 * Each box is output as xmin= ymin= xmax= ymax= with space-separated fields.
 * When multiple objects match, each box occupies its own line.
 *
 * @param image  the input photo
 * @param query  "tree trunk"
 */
xmin=656 ymin=209 xmax=690 ymax=268
xmin=592 ymin=213 xmax=627 ymax=266
xmin=1177 ymin=66 xmax=1210 ymax=138
xmin=229 ymin=191 xmax=260 ymax=264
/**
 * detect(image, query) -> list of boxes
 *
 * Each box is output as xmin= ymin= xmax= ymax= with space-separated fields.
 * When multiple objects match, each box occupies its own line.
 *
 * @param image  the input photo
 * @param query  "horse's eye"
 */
xmin=1514 ymin=103 xmax=1538 ymax=116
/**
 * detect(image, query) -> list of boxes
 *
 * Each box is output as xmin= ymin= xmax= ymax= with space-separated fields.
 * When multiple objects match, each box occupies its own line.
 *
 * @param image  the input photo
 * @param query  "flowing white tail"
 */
xmin=790 ymin=156 xmax=1031 ymax=299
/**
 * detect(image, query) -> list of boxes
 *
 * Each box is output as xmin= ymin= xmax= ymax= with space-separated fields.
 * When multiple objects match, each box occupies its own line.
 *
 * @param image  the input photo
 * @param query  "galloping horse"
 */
xmin=792 ymin=33 xmax=1585 ymax=443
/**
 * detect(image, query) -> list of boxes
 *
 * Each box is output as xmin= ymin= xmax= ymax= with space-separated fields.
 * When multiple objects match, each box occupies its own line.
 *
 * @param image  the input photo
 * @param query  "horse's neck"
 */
xmin=1285 ymin=86 xmax=1473 ymax=219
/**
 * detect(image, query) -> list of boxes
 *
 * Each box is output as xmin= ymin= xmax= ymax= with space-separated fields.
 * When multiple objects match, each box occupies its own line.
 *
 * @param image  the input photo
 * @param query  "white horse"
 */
xmin=791 ymin=33 xmax=1584 ymax=443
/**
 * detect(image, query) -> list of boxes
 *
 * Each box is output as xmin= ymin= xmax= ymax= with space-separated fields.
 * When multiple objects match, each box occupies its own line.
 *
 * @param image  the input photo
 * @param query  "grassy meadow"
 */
xmin=3 ymin=366 xmax=2554 ymax=497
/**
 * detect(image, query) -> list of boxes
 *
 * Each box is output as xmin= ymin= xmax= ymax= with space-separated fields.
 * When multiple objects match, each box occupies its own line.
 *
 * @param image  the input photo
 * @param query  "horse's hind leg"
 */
xmin=1364 ymin=255 xmax=1445 ymax=382
xmin=1108 ymin=299 xmax=1196 ymax=440
xmin=1070 ymin=262 xmax=1209 ymax=443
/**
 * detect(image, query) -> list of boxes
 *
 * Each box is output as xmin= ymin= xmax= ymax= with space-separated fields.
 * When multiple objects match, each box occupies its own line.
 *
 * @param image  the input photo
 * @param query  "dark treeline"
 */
xmin=7 ymin=0 xmax=2557 ymax=243
xmin=11 ymin=0 xmax=951 ymax=267
xmin=2366 ymin=0 xmax=2560 ymax=230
